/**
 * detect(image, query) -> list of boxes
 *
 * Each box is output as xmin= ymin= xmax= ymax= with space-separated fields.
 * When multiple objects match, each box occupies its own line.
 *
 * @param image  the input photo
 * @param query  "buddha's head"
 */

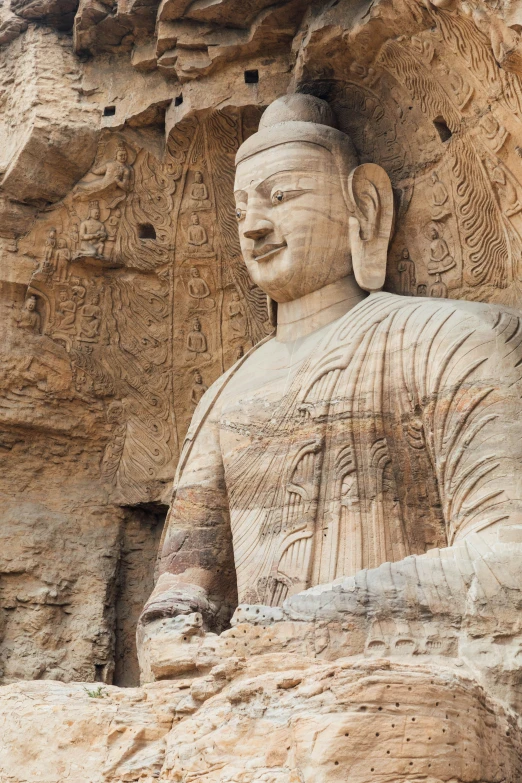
xmin=235 ymin=94 xmax=394 ymax=304
xmin=26 ymin=295 xmax=36 ymax=312
xmin=195 ymin=171 xmax=203 ymax=183
xmin=191 ymin=267 xmax=200 ymax=277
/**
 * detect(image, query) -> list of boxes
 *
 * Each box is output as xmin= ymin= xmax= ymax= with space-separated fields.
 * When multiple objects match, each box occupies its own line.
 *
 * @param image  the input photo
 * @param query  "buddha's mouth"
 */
xmin=252 ymin=241 xmax=287 ymax=262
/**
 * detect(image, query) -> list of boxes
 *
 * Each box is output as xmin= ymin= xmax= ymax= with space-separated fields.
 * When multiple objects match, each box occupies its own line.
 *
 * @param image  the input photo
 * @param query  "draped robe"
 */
xmin=151 ymin=293 xmax=522 ymax=619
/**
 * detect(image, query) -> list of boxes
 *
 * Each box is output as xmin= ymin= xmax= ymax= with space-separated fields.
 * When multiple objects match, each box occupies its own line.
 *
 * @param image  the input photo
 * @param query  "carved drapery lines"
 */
xmin=429 ymin=7 xmax=499 ymax=90
xmin=378 ymin=39 xmax=461 ymax=134
xmin=329 ymin=443 xmax=360 ymax=578
xmin=450 ymin=138 xmax=509 ymax=287
xmin=271 ymin=437 xmax=325 ymax=605
xmin=116 ymin=149 xmax=179 ymax=271
xmin=424 ymin=311 xmax=506 ymax=544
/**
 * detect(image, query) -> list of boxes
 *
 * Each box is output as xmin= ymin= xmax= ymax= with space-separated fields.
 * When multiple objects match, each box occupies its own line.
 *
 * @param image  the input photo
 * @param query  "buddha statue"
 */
xmin=138 ymin=96 xmax=522 ymax=705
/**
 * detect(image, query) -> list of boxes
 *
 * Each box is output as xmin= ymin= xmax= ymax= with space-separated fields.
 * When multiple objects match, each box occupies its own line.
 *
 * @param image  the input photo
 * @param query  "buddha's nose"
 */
xmin=243 ymin=220 xmax=273 ymax=241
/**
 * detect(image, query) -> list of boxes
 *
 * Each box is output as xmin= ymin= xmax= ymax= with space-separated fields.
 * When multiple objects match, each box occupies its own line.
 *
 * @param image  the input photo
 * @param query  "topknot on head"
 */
xmin=259 ymin=94 xmax=338 ymax=131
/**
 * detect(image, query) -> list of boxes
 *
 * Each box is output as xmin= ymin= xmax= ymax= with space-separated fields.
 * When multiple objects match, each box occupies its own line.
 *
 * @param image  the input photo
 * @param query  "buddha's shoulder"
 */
xmin=375 ymin=291 xmax=520 ymax=333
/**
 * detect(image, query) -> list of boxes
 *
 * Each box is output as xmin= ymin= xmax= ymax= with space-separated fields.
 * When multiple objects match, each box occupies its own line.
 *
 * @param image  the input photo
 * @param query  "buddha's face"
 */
xmin=117 ymin=150 xmax=127 ymax=163
xmin=91 ymin=208 xmax=100 ymax=220
xmin=26 ymin=298 xmax=36 ymax=311
xmin=234 ymin=142 xmax=353 ymax=303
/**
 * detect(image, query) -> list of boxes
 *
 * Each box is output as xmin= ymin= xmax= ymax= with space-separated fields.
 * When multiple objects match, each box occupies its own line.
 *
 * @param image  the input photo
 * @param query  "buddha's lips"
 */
xmin=252 ymin=241 xmax=287 ymax=261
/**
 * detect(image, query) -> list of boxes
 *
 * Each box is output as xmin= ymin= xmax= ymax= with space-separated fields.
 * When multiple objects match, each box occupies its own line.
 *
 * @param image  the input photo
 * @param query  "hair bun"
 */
xmin=259 ymin=94 xmax=338 ymax=130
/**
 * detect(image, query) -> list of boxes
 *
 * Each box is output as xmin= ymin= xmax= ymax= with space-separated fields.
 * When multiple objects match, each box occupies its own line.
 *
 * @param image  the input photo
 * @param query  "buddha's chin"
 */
xmin=246 ymin=249 xmax=297 ymax=300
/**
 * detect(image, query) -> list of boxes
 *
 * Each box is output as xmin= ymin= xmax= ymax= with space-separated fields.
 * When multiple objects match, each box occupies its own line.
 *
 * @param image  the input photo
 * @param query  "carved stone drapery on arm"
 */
xmin=139 ymin=372 xmax=237 ymax=636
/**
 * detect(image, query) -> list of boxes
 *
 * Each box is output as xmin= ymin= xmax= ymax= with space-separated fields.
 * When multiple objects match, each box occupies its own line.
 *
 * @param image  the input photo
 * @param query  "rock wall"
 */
xmin=2 ymin=0 xmax=522 ymax=701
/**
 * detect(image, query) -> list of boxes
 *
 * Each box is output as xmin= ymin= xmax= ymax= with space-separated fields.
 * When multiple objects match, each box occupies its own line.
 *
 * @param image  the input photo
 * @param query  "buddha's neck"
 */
xmin=276 ymin=275 xmax=367 ymax=342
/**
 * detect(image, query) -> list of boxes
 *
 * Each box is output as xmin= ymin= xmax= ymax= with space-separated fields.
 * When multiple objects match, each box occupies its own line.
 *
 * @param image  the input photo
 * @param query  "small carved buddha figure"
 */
xmin=191 ymin=369 xmax=208 ymax=407
xmin=54 ymin=238 xmax=71 ymax=283
xmin=79 ymin=291 xmax=102 ymax=341
xmin=427 ymin=224 xmax=455 ymax=274
xmin=397 ymin=248 xmax=416 ymax=295
xmin=479 ymin=112 xmax=508 ymax=152
xmin=429 ymin=272 xmax=448 ymax=298
xmin=79 ymin=202 xmax=107 ymax=258
xmin=139 ymin=95 xmax=522 ymax=693
xmin=44 ymin=228 xmax=57 ymax=265
xmin=74 ymin=142 xmax=133 ymax=209
xmin=189 ymin=171 xmax=211 ymax=210
xmin=54 ymin=289 xmax=77 ymax=333
xmin=228 ymin=290 xmax=247 ymax=333
xmin=186 ymin=318 xmax=207 ymax=354
xmin=187 ymin=214 xmax=208 ymax=247
xmin=17 ymin=295 xmax=41 ymax=333
xmin=429 ymin=171 xmax=451 ymax=221
xmin=187 ymin=267 xmax=211 ymax=300
xmin=485 ymin=158 xmax=522 ymax=217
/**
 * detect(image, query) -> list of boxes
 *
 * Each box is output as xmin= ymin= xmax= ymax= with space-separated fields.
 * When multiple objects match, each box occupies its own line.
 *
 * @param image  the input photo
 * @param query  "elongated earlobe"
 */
xmin=347 ymin=163 xmax=394 ymax=292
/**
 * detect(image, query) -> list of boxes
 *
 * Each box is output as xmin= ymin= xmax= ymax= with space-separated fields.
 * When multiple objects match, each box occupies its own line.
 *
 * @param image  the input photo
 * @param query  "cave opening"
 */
xmin=113 ymin=503 xmax=167 ymax=687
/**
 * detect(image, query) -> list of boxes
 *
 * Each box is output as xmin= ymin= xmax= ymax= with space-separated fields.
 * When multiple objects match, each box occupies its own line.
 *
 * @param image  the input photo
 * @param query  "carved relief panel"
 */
xmin=299 ymin=1 xmax=522 ymax=308
xmin=11 ymin=109 xmax=269 ymax=506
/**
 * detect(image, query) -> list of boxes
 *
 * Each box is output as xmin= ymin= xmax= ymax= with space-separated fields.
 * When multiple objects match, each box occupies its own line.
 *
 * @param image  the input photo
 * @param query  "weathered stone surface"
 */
xmin=2 ymin=0 xmax=522 ymax=779
xmin=0 ymin=659 xmax=521 ymax=782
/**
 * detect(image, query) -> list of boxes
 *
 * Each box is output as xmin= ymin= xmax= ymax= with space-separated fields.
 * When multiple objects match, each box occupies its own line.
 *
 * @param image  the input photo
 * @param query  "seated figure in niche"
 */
xmin=79 ymin=291 xmax=102 ymax=341
xmin=189 ymin=171 xmax=211 ymax=210
xmin=187 ymin=267 xmax=211 ymax=300
xmin=485 ymin=158 xmax=522 ymax=217
xmin=427 ymin=224 xmax=455 ymax=274
xmin=187 ymin=214 xmax=209 ymax=247
xmin=17 ymin=295 xmax=41 ymax=333
xmin=429 ymin=171 xmax=451 ymax=220
xmin=186 ymin=317 xmax=207 ymax=355
xmin=74 ymin=141 xmax=133 ymax=209
xmin=54 ymin=289 xmax=77 ymax=333
xmin=139 ymin=95 xmax=522 ymax=692
xmin=78 ymin=201 xmax=107 ymax=258
xmin=429 ymin=272 xmax=448 ymax=298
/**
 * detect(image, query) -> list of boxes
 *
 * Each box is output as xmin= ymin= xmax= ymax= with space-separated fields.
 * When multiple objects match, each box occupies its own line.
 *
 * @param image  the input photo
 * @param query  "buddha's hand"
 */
xmin=137 ymin=579 xmax=219 ymax=683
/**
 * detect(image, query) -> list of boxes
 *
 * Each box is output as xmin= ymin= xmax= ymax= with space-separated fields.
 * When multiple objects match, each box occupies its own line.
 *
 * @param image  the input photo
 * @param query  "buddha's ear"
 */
xmin=347 ymin=163 xmax=394 ymax=292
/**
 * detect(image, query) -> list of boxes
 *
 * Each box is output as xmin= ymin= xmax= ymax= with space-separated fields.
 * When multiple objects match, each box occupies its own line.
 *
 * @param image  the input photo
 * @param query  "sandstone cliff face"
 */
xmin=1 ymin=0 xmax=522 ymax=702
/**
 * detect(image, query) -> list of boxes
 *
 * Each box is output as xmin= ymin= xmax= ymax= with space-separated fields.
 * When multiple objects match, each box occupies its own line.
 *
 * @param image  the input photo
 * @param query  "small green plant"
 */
xmin=84 ymin=686 xmax=107 ymax=699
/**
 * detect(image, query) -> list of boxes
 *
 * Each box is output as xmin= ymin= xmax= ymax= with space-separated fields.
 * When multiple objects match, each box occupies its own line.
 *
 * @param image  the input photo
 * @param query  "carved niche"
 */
xmin=12 ymin=109 xmax=270 ymax=505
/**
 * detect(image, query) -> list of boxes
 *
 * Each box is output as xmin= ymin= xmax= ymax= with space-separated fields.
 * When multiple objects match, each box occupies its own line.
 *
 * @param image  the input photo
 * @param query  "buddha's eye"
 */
xmin=235 ymin=207 xmax=246 ymax=221
xmin=271 ymin=190 xmax=284 ymax=205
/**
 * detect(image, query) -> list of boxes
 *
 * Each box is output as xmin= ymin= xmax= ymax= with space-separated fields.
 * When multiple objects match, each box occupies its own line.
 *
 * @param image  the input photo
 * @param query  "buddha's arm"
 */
xmin=140 ymin=404 xmax=236 ymax=635
xmin=283 ymin=304 xmax=522 ymax=626
xmin=424 ymin=305 xmax=522 ymax=546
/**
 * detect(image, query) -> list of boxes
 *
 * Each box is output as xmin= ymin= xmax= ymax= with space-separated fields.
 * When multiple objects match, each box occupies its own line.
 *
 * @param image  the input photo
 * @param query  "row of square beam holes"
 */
xmin=103 ymin=70 xmax=259 ymax=116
